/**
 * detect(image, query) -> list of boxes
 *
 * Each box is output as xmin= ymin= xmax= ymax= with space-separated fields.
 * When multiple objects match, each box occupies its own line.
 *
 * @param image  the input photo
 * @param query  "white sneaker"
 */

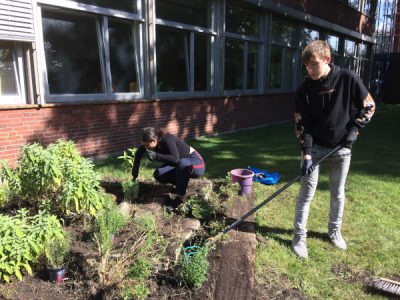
xmin=292 ymin=235 xmax=308 ymax=259
xmin=329 ymin=230 xmax=347 ymax=250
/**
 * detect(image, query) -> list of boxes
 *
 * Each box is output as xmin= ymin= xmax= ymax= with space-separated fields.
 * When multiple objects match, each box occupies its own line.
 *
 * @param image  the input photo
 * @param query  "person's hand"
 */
xmin=146 ymin=150 xmax=158 ymax=161
xmin=342 ymin=127 xmax=359 ymax=149
xmin=300 ymin=158 xmax=314 ymax=176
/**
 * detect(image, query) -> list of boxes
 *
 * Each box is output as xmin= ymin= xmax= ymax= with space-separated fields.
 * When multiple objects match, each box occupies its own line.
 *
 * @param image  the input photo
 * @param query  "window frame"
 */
xmin=223 ymin=1 xmax=263 ymax=95
xmin=36 ymin=0 xmax=145 ymax=103
xmin=266 ymin=14 xmax=299 ymax=93
xmin=153 ymin=1 xmax=216 ymax=99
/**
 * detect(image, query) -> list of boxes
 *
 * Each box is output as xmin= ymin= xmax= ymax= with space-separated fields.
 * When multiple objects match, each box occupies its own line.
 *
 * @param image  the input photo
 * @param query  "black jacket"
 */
xmin=295 ymin=64 xmax=375 ymax=154
xmin=132 ymin=134 xmax=191 ymax=178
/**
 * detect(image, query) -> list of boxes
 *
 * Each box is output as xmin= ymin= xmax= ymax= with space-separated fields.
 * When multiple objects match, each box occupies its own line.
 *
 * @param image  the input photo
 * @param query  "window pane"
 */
xmin=156 ymin=26 xmax=189 ymax=92
xmin=304 ymin=28 xmax=319 ymax=46
xmin=282 ymin=49 xmax=294 ymax=89
xmin=247 ymin=43 xmax=259 ymax=90
xmin=109 ymin=20 xmax=138 ymax=93
xmin=156 ymin=0 xmax=211 ymax=28
xmin=327 ymin=35 xmax=339 ymax=53
xmin=271 ymin=17 xmax=297 ymax=47
xmin=194 ymin=34 xmax=211 ymax=91
xmin=348 ymin=0 xmax=359 ymax=9
xmin=359 ymin=44 xmax=368 ymax=58
xmin=74 ymin=0 xmax=136 ymax=13
xmin=268 ymin=45 xmax=282 ymax=89
xmin=224 ymin=39 xmax=244 ymax=90
xmin=42 ymin=11 xmax=103 ymax=94
xmin=0 ymin=42 xmax=18 ymax=96
xmin=225 ymin=3 xmax=259 ymax=36
xmin=344 ymin=40 xmax=356 ymax=56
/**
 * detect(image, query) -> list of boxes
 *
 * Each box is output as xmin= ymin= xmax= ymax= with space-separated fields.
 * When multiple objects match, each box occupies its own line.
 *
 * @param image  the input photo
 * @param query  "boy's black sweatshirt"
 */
xmin=295 ymin=64 xmax=373 ymax=154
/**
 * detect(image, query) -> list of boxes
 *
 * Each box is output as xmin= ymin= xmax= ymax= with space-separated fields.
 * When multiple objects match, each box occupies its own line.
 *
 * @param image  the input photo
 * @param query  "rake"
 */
xmin=368 ymin=278 xmax=400 ymax=296
xmin=207 ymin=144 xmax=342 ymax=246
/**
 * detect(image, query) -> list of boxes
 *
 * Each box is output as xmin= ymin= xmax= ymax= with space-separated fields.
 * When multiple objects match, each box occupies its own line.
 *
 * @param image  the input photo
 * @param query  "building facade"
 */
xmin=0 ymin=0 xmax=376 ymax=164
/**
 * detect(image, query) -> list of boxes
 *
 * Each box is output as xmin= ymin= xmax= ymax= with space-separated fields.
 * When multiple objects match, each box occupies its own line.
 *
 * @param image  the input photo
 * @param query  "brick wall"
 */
xmin=0 ymin=94 xmax=294 ymax=165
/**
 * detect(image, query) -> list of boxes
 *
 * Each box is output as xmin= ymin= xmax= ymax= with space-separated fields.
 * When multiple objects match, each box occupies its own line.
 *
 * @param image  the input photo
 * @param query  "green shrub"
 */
xmin=127 ymin=258 xmax=152 ymax=281
xmin=122 ymin=283 xmax=150 ymax=300
xmin=179 ymin=246 xmax=209 ymax=288
xmin=0 ymin=140 xmax=107 ymax=216
xmin=0 ymin=209 xmax=65 ymax=283
xmin=122 ymin=180 xmax=139 ymax=202
xmin=94 ymin=203 xmax=127 ymax=255
xmin=179 ymin=195 xmax=214 ymax=221
xmin=44 ymin=232 xmax=70 ymax=269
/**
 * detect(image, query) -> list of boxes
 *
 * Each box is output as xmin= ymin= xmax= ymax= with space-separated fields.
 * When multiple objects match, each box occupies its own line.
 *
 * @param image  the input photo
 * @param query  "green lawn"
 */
xmin=96 ymin=104 xmax=400 ymax=299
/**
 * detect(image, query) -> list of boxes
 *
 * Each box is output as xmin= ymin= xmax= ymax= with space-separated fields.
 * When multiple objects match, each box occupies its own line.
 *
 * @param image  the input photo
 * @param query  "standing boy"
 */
xmin=292 ymin=40 xmax=375 ymax=259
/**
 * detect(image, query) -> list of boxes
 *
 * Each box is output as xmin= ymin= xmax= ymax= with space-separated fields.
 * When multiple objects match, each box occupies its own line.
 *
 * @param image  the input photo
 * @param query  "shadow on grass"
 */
xmin=256 ymin=225 xmax=331 ymax=248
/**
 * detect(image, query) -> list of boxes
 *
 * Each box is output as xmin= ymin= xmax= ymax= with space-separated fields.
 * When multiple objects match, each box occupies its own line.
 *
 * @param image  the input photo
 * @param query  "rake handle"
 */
xmin=220 ymin=145 xmax=343 ymax=236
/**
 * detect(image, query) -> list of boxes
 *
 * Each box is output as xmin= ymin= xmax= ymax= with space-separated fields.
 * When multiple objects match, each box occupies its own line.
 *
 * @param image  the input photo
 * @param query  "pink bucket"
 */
xmin=230 ymin=169 xmax=254 ymax=195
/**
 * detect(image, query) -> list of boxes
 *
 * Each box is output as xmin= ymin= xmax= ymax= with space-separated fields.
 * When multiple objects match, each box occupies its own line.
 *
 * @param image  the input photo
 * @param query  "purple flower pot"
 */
xmin=49 ymin=267 xmax=65 ymax=283
xmin=230 ymin=169 xmax=254 ymax=195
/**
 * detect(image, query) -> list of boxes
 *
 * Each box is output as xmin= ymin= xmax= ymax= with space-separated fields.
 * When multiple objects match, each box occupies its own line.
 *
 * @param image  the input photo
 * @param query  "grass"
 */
xmin=94 ymin=104 xmax=400 ymax=299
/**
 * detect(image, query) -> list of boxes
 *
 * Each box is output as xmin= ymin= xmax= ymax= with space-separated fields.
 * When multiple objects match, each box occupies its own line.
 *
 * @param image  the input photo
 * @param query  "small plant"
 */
xmin=127 ymin=258 xmax=152 ymax=281
xmin=208 ymin=219 xmax=226 ymax=236
xmin=118 ymin=147 xmax=137 ymax=171
xmin=94 ymin=203 xmax=127 ymax=256
xmin=122 ymin=180 xmax=139 ymax=202
xmin=179 ymin=245 xmax=209 ymax=288
xmin=179 ymin=194 xmax=214 ymax=221
xmin=122 ymin=283 xmax=150 ymax=300
xmin=44 ymin=233 xmax=70 ymax=269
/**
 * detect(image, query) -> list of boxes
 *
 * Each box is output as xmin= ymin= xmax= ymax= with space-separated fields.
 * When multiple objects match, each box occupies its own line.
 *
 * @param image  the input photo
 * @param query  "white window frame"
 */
xmin=36 ymin=0 xmax=145 ymax=103
xmin=0 ymin=43 xmax=27 ymax=105
xmin=153 ymin=1 xmax=217 ymax=99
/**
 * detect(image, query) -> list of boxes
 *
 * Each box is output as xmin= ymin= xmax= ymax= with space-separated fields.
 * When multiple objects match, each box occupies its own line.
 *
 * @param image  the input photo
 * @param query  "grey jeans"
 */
xmin=293 ymin=145 xmax=351 ymax=237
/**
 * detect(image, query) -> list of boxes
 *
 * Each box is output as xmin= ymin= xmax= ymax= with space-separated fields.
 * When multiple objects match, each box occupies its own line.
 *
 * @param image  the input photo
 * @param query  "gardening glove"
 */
xmin=342 ymin=126 xmax=359 ymax=149
xmin=146 ymin=150 xmax=158 ymax=161
xmin=300 ymin=158 xmax=314 ymax=176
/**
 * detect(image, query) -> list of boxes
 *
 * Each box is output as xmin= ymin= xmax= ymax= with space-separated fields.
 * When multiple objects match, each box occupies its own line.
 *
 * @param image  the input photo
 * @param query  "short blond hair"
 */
xmin=302 ymin=40 xmax=331 ymax=64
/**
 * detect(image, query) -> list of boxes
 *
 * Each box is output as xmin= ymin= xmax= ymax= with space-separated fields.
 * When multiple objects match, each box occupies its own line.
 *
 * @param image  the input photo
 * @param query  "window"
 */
xmin=326 ymin=34 xmax=339 ymax=63
xmin=224 ymin=2 xmax=261 ymax=92
xmin=42 ymin=11 xmax=103 ymax=95
xmin=155 ymin=0 xmax=213 ymax=95
xmin=0 ymin=41 xmax=26 ymax=104
xmin=74 ymin=0 xmax=137 ymax=13
xmin=156 ymin=0 xmax=210 ymax=27
xmin=268 ymin=16 xmax=297 ymax=90
xmin=358 ymin=43 xmax=371 ymax=84
xmin=40 ymin=3 xmax=142 ymax=101
xmin=344 ymin=40 xmax=356 ymax=71
xmin=303 ymin=28 xmax=319 ymax=46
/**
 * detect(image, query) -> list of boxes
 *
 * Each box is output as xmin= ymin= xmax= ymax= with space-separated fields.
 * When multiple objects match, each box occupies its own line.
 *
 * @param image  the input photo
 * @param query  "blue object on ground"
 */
xmin=247 ymin=166 xmax=280 ymax=185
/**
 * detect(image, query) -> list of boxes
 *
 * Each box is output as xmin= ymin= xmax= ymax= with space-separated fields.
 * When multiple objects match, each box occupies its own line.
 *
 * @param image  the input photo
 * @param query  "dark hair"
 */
xmin=141 ymin=127 xmax=166 ymax=143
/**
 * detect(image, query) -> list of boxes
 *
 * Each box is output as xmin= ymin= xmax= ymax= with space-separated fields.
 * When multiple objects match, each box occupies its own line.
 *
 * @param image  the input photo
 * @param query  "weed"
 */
xmin=179 ymin=245 xmax=209 ymax=288
xmin=127 ymin=258 xmax=152 ymax=281
xmin=122 ymin=180 xmax=139 ymax=202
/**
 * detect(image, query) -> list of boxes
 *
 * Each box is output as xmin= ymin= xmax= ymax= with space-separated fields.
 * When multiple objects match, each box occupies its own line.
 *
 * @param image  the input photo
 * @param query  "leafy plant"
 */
xmin=127 ymin=258 xmax=151 ymax=282
xmin=1 ymin=140 xmax=107 ymax=217
xmin=122 ymin=283 xmax=150 ymax=300
xmin=0 ymin=209 xmax=65 ymax=283
xmin=179 ymin=194 xmax=214 ymax=221
xmin=44 ymin=232 xmax=70 ymax=269
xmin=179 ymin=246 xmax=209 ymax=288
xmin=122 ymin=180 xmax=139 ymax=202
xmin=118 ymin=147 xmax=137 ymax=171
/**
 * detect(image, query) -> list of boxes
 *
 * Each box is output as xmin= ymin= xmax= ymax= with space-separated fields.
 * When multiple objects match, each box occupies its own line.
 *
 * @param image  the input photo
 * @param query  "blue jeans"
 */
xmin=294 ymin=145 xmax=351 ymax=237
xmin=153 ymin=151 xmax=205 ymax=196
